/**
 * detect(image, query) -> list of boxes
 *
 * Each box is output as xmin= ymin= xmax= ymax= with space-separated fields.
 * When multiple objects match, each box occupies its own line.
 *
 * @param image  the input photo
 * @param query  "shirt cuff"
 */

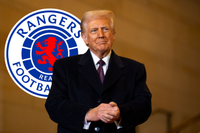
xmin=83 ymin=114 xmax=91 ymax=130
xmin=114 ymin=116 xmax=123 ymax=129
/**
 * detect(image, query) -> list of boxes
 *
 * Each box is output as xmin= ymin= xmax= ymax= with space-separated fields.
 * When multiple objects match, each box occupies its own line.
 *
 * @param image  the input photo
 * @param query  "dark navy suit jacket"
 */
xmin=45 ymin=50 xmax=152 ymax=133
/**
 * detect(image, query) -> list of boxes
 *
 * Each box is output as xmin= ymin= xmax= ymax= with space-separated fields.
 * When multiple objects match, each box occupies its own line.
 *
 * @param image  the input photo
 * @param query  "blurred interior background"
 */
xmin=0 ymin=0 xmax=200 ymax=133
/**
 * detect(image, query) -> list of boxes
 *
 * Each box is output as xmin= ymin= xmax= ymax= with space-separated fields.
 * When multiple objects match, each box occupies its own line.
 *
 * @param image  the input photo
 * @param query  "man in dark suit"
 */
xmin=45 ymin=10 xmax=152 ymax=133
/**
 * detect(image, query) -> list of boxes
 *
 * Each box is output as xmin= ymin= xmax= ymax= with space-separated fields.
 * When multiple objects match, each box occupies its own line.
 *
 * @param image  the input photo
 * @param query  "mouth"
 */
xmin=97 ymin=41 xmax=107 ymax=44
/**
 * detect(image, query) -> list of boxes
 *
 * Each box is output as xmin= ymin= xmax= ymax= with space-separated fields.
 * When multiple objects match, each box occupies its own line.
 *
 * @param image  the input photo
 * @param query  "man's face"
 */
xmin=82 ymin=18 xmax=115 ymax=57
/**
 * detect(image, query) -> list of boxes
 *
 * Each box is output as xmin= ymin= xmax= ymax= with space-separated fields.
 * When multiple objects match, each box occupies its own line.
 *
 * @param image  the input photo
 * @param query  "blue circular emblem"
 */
xmin=4 ymin=9 xmax=88 ymax=99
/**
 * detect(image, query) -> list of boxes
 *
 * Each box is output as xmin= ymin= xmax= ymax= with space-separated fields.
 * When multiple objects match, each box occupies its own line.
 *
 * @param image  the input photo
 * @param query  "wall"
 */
xmin=0 ymin=0 xmax=200 ymax=132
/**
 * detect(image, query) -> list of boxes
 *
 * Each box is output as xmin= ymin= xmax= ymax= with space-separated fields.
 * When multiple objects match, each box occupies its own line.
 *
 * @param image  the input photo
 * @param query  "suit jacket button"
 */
xmin=94 ymin=127 xmax=100 ymax=132
xmin=98 ymin=100 xmax=101 ymax=103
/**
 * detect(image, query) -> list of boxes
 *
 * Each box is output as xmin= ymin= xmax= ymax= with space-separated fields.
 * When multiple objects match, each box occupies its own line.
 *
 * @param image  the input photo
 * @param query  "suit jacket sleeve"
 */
xmin=118 ymin=63 xmax=152 ymax=129
xmin=45 ymin=59 xmax=90 ymax=133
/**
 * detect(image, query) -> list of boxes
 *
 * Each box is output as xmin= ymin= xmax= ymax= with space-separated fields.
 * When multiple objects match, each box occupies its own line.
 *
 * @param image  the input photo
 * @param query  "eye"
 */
xmin=91 ymin=29 xmax=97 ymax=33
xmin=103 ymin=28 xmax=109 ymax=32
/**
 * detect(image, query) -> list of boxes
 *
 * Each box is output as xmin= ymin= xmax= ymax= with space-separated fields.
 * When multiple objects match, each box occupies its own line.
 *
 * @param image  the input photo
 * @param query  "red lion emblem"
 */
xmin=35 ymin=37 xmax=63 ymax=71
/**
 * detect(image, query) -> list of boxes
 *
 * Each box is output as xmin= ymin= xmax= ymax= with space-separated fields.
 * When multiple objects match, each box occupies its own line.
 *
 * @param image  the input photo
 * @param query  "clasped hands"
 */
xmin=86 ymin=102 xmax=120 ymax=124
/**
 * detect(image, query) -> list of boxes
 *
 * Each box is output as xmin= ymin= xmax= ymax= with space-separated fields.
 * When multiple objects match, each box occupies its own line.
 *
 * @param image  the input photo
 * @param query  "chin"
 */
xmin=99 ymin=48 xmax=110 ymax=53
xmin=99 ymin=47 xmax=108 ymax=51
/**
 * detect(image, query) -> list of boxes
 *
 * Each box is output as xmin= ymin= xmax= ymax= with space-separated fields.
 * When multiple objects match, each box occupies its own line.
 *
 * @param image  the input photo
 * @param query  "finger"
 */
xmin=98 ymin=103 xmax=112 ymax=111
xmin=106 ymin=109 xmax=120 ymax=121
xmin=102 ymin=113 xmax=114 ymax=119
xmin=109 ymin=102 xmax=117 ymax=107
xmin=109 ymin=102 xmax=119 ymax=111
xmin=101 ymin=114 xmax=114 ymax=123
xmin=100 ymin=114 xmax=108 ymax=123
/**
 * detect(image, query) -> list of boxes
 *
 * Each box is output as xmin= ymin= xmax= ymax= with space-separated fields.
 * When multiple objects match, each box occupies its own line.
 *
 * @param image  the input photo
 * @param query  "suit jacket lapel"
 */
xmin=102 ymin=51 xmax=125 ymax=93
xmin=78 ymin=50 xmax=102 ymax=94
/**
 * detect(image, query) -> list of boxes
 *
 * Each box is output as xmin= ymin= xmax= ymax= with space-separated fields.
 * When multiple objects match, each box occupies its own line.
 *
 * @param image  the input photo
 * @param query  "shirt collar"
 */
xmin=90 ymin=50 xmax=111 ymax=66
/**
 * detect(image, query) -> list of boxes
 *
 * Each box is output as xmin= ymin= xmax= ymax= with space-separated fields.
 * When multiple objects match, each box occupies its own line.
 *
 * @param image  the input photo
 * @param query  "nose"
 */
xmin=98 ymin=29 xmax=104 ymax=38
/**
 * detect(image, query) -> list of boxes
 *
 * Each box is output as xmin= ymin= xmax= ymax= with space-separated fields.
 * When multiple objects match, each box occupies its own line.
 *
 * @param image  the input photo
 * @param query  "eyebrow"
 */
xmin=90 ymin=25 xmax=109 ymax=29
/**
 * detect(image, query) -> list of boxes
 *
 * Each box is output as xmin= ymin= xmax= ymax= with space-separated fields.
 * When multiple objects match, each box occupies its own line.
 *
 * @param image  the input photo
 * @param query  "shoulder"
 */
xmin=111 ymin=50 xmax=144 ymax=67
xmin=118 ymin=56 xmax=147 ymax=78
xmin=53 ymin=54 xmax=83 ymax=68
xmin=58 ymin=54 xmax=82 ymax=62
xmin=110 ymin=50 xmax=146 ymax=72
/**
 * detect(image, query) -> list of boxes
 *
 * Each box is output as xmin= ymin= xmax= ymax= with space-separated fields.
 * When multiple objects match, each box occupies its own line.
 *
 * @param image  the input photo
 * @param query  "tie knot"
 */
xmin=98 ymin=59 xmax=105 ymax=66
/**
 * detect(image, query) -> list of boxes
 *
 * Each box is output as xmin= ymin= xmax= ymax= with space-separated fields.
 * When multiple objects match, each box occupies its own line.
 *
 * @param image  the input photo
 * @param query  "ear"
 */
xmin=81 ymin=33 xmax=89 ymax=45
xmin=112 ymin=33 xmax=115 ymax=41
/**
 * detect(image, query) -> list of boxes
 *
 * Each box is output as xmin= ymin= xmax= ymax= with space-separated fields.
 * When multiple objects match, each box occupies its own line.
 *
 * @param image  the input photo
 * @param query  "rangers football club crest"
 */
xmin=4 ymin=9 xmax=88 ymax=99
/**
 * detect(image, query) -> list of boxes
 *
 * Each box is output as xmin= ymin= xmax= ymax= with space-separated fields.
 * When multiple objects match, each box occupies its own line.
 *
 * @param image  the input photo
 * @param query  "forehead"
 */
xmin=87 ymin=18 xmax=111 ymax=28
